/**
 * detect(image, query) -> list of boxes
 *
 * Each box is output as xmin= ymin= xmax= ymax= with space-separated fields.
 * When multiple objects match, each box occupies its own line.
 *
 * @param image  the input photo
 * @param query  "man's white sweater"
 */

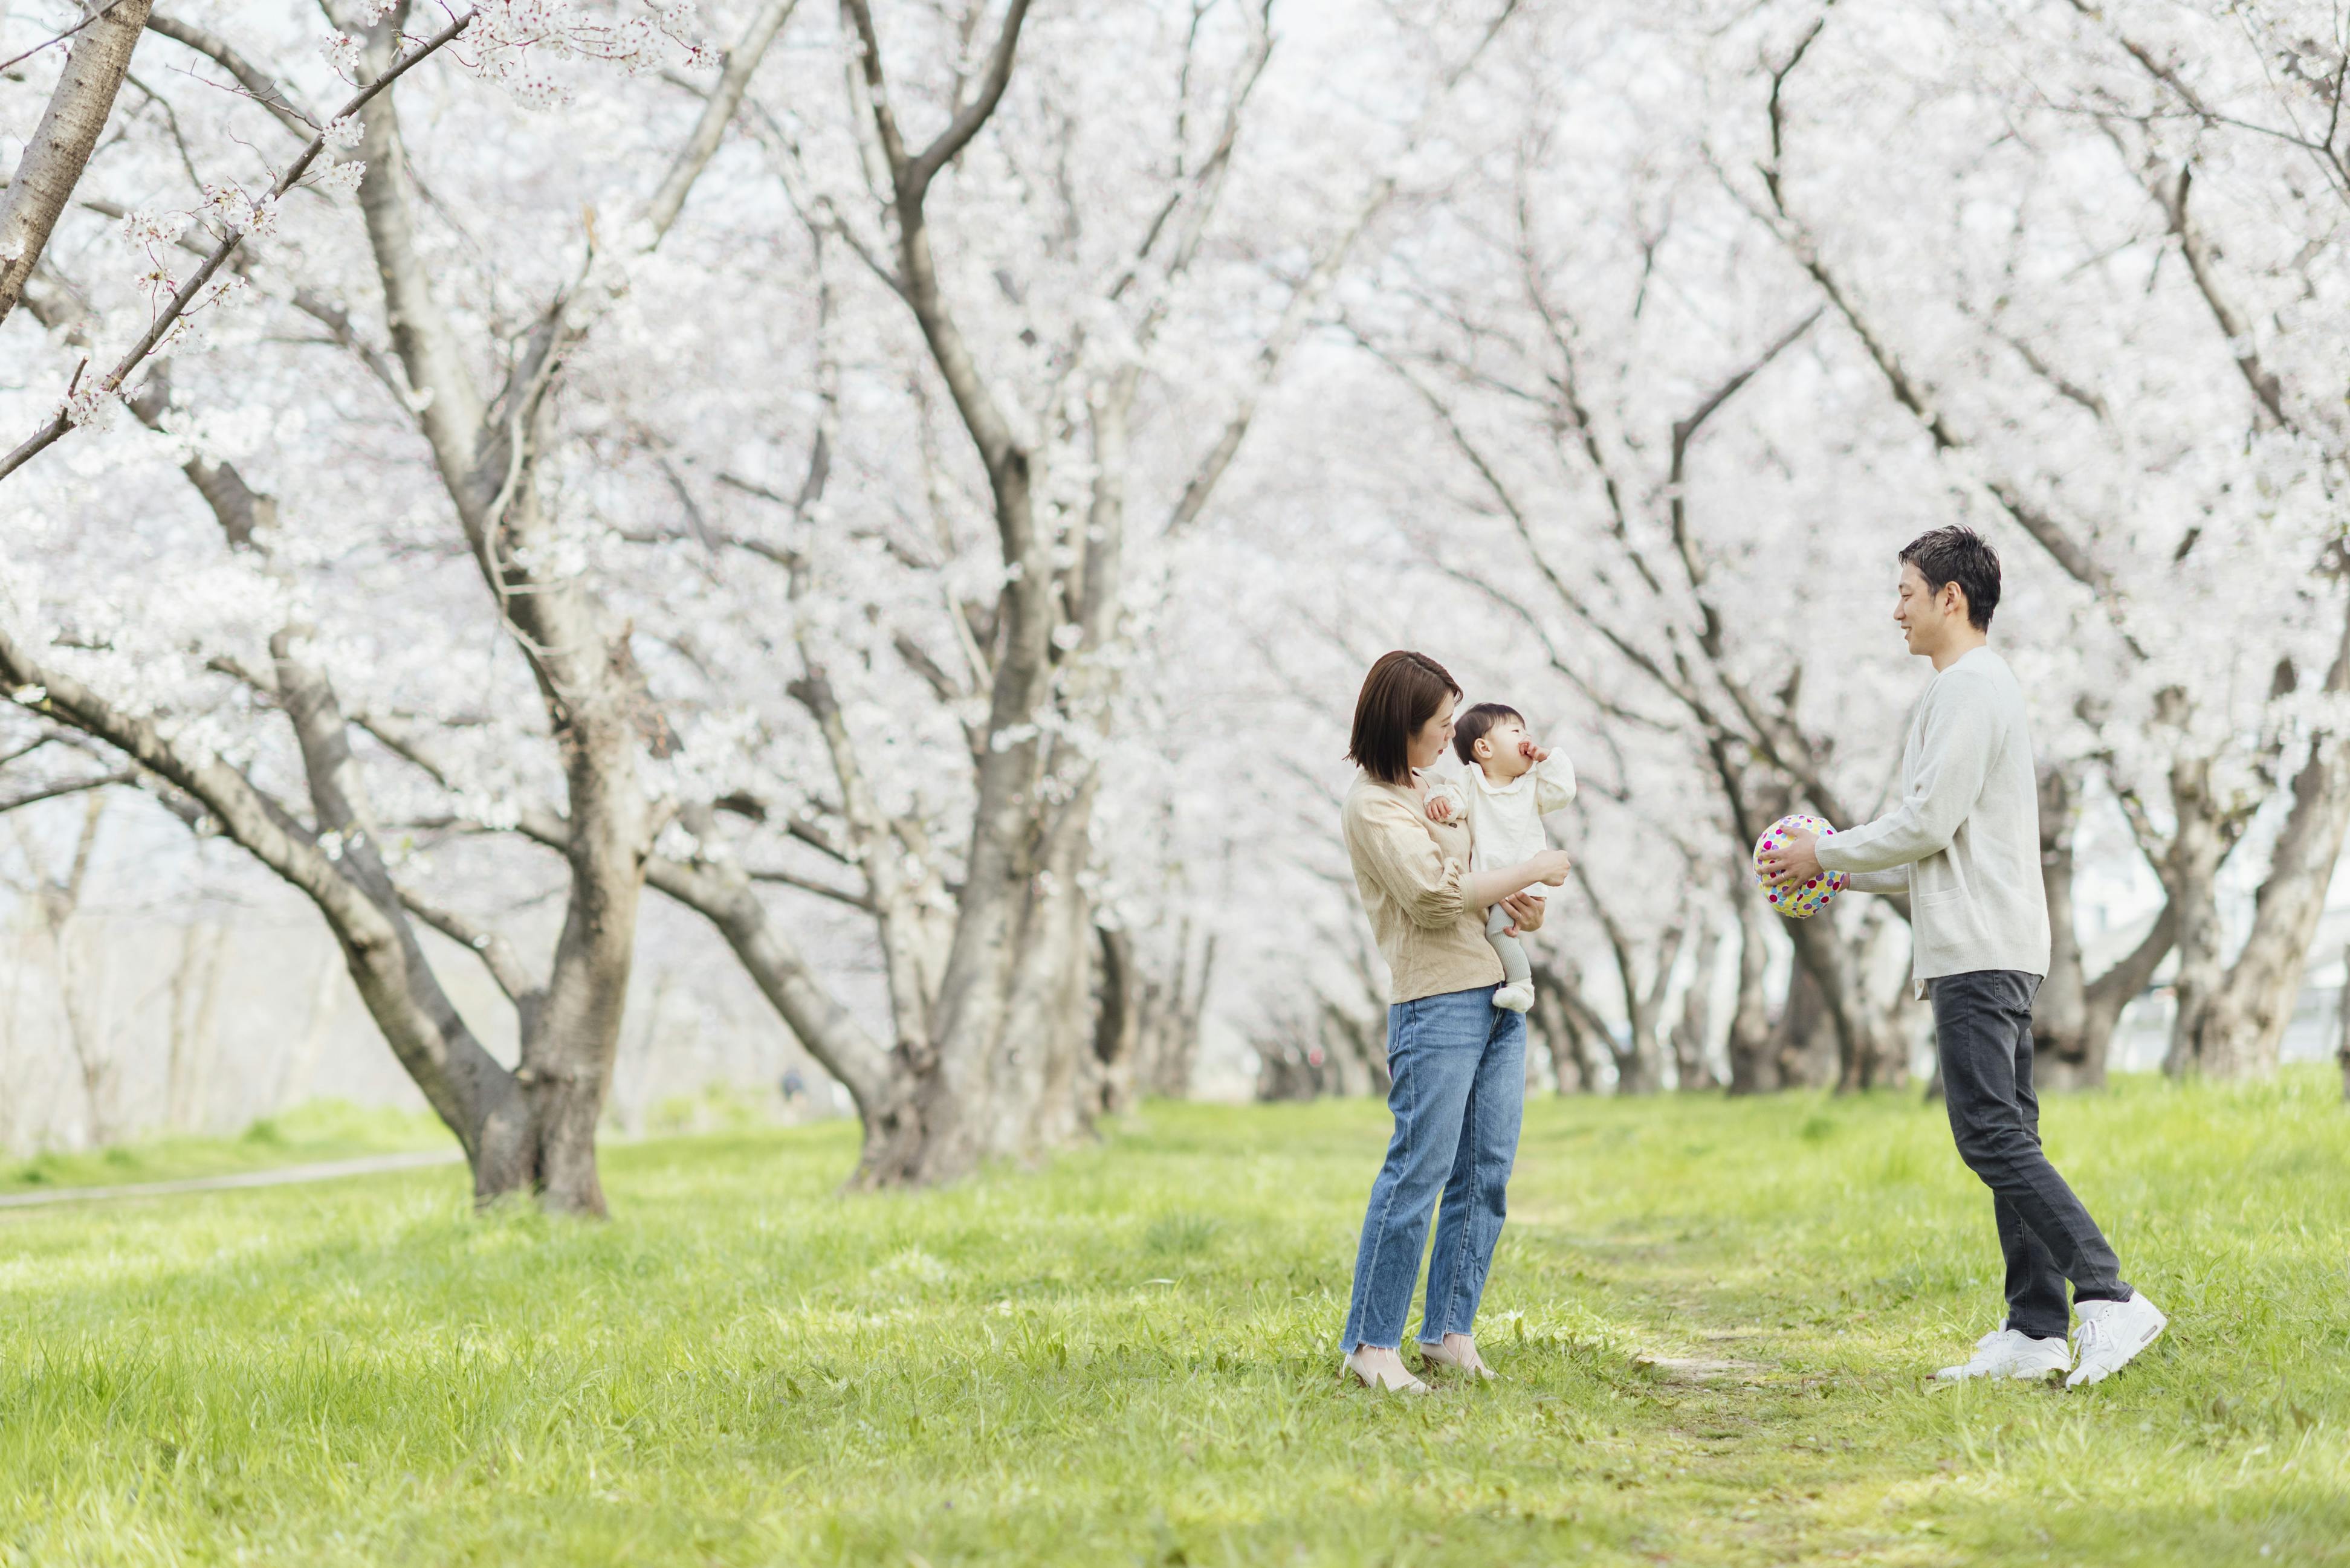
xmin=1816 ymin=645 xmax=2051 ymax=993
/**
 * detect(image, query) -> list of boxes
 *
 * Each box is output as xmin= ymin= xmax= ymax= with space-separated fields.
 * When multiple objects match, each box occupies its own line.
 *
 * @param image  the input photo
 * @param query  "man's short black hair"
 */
xmin=1453 ymin=702 xmax=1523 ymax=765
xmin=1900 ymin=526 xmax=2001 ymax=630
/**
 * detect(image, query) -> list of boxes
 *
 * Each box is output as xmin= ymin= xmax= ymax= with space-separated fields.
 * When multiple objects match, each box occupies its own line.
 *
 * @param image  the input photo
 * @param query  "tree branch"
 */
xmin=1165 ymin=0 xmax=1524 ymax=537
xmin=0 ymin=768 xmax=138 ymax=815
xmin=0 ymin=7 xmax=479 ymax=483
xmin=901 ymin=0 xmax=1035 ymax=202
xmin=1665 ymin=307 xmax=1822 ymax=637
xmin=144 ymin=10 xmax=319 ymax=138
xmin=1744 ymin=160 xmax=2132 ymax=616
xmin=746 ymin=863 xmax=876 ymax=911
xmin=639 ymin=0 xmax=801 ymax=240
xmin=2153 ymin=161 xmax=2293 ymax=432
xmin=397 ymin=885 xmax=545 ymax=1007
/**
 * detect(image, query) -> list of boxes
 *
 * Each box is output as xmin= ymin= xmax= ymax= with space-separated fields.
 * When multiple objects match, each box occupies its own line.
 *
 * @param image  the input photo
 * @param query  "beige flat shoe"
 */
xmin=1342 ymin=1349 xmax=1431 ymax=1395
xmin=1418 ymin=1337 xmax=1497 ymax=1381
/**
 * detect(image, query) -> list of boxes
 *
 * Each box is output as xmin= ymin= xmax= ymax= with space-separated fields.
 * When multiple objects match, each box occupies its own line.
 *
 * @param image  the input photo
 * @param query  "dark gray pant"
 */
xmin=1931 ymin=969 xmax=2129 ymax=1341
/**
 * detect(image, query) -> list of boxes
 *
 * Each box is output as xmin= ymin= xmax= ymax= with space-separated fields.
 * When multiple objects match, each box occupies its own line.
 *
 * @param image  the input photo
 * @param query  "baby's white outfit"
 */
xmin=1427 ymin=747 xmax=1576 ymax=1013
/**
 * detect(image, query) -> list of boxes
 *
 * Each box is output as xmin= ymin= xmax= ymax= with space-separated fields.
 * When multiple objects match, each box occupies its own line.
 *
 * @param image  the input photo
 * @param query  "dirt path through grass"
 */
xmin=0 ymin=1147 xmax=462 ymax=1212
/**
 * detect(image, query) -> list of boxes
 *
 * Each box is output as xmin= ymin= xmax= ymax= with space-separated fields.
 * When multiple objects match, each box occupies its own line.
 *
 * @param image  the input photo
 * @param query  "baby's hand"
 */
xmin=1519 ymin=738 xmax=1549 ymax=765
xmin=1426 ymin=793 xmax=1456 ymax=824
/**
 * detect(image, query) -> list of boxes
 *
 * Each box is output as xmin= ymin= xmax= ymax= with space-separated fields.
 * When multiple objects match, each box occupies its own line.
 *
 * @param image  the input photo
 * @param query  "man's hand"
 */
xmin=1426 ymin=792 xmax=1456 ymax=824
xmin=1758 ymin=825 xmax=1825 ymax=888
xmin=1500 ymin=891 xmax=1546 ymax=935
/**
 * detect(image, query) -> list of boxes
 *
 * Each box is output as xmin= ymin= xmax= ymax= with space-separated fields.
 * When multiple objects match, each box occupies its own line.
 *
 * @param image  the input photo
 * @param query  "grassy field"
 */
xmin=1 ymin=1100 xmax=452 ymax=1198
xmin=2 ymin=1074 xmax=2346 ymax=1566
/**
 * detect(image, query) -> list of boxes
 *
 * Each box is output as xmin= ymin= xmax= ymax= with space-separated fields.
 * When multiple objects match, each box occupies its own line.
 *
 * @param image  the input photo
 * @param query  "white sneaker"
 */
xmin=1492 ymin=982 xmax=1535 ymax=1013
xmin=1934 ymin=1326 xmax=2070 ymax=1382
xmin=2065 ymin=1293 xmax=2166 ymax=1388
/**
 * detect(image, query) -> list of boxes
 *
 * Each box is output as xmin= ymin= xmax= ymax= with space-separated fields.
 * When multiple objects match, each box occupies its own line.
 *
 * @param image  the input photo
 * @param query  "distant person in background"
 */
xmin=779 ymin=1068 xmax=807 ymax=1106
xmin=1759 ymin=527 xmax=2167 ymax=1387
xmin=1336 ymin=651 xmax=1575 ymax=1394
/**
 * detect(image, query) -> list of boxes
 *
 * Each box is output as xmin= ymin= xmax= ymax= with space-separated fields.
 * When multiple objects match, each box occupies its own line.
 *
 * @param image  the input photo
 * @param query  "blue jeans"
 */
xmin=1340 ymin=985 xmax=1527 ymax=1351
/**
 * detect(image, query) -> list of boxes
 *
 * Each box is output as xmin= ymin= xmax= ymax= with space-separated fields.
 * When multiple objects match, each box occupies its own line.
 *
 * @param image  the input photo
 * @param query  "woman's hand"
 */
xmin=1500 ymin=891 xmax=1546 ymax=935
xmin=1461 ymin=850 xmax=1575 ymax=918
xmin=1529 ymin=848 xmax=1575 ymax=886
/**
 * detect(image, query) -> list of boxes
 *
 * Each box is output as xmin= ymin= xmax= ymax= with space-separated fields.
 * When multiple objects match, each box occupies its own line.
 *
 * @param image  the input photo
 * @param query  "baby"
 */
xmin=1424 ymin=703 xmax=1578 ymax=1013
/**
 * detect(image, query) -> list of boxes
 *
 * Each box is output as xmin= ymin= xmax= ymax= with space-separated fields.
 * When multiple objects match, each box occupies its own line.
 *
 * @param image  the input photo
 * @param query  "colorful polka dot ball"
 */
xmin=1753 ymin=812 xmax=1847 ymax=920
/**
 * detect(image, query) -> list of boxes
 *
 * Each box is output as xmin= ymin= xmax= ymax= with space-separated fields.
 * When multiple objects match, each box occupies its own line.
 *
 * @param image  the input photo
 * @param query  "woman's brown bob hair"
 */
xmin=1347 ymin=650 xmax=1463 ymax=786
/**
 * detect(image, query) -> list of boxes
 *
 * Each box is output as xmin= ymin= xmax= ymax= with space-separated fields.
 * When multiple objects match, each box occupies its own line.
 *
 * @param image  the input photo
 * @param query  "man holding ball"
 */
xmin=1759 ymin=527 xmax=2166 ymax=1388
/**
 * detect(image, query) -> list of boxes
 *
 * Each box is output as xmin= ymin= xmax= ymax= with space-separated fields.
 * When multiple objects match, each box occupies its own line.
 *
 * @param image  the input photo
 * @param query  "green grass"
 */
xmin=0 ymin=1100 xmax=453 ymax=1197
xmin=2 ymin=1074 xmax=2347 ymax=1566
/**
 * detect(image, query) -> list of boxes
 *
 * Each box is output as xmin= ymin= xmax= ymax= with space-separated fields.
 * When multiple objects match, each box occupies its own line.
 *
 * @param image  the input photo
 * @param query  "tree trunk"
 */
xmin=2192 ymin=616 xmax=2350 ymax=1077
xmin=1857 ymin=909 xmax=1921 ymax=1090
xmin=832 ymin=0 xmax=1299 ymax=1178
xmin=2032 ymin=761 xmax=2103 ymax=1086
xmin=1528 ymin=960 xmax=1581 ymax=1092
xmin=42 ymin=792 xmax=114 ymax=1143
xmin=2034 ymin=763 xmax=2179 ymax=1088
xmin=1772 ymin=962 xmax=1838 ymax=1089
xmin=1577 ymin=862 xmax=1682 ymax=1095
xmin=265 ymin=640 xmax=543 ymax=1199
xmin=1784 ymin=911 xmax=1876 ymax=1091
xmin=0 ymin=0 xmax=156 ymax=327
xmin=863 ymin=459 xmax=1058 ymax=1184
xmin=351 ymin=22 xmax=666 ymax=1212
xmin=1726 ymin=859 xmax=1778 ymax=1093
xmin=1124 ymin=928 xmax=1212 ymax=1102
xmin=1326 ymin=998 xmax=1391 ymax=1095
xmin=2338 ymin=943 xmax=2350 ymax=1105
xmin=1541 ymin=957 xmax=1624 ymax=1094
xmin=166 ymin=921 xmax=227 ymax=1129
xmin=1613 ymin=996 xmax=1665 ymax=1094
xmin=1006 ymin=825 xmax=1100 ymax=1152
xmin=276 ymin=949 xmax=341 ymax=1113
xmin=1180 ymin=937 xmax=1219 ymax=1096
xmin=2162 ymin=756 xmax=2232 ymax=1077
xmin=2195 ymin=729 xmax=2350 ymax=1078
xmin=1092 ymin=923 xmax=1144 ymax=1115
xmin=1671 ymin=920 xmax=1722 ymax=1091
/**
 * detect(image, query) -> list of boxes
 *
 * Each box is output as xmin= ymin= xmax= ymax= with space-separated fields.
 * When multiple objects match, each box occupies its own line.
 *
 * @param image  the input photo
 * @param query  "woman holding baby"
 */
xmin=1336 ymin=650 xmax=1576 ymax=1394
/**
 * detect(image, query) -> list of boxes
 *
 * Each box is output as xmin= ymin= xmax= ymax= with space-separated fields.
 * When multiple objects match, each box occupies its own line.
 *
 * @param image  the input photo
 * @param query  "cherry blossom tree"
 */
xmin=0 ymin=0 xmax=757 ymax=1213
xmin=553 ymin=0 xmax=1533 ymax=1182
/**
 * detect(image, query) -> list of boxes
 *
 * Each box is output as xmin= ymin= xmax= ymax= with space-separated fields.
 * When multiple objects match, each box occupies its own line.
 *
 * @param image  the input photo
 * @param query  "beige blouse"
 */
xmin=1342 ymin=771 xmax=1504 ymax=1004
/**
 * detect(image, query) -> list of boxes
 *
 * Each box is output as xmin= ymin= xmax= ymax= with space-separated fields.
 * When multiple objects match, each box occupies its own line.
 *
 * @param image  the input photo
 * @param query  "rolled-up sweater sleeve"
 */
xmin=1356 ymin=793 xmax=1471 ymax=929
xmin=1817 ymin=679 xmax=1996 ymax=877
xmin=1840 ymin=867 xmax=1909 ymax=894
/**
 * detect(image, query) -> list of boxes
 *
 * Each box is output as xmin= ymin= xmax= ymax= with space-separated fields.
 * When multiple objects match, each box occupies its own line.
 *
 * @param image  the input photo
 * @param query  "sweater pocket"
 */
xmin=1914 ymin=886 xmax=1987 ymax=948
